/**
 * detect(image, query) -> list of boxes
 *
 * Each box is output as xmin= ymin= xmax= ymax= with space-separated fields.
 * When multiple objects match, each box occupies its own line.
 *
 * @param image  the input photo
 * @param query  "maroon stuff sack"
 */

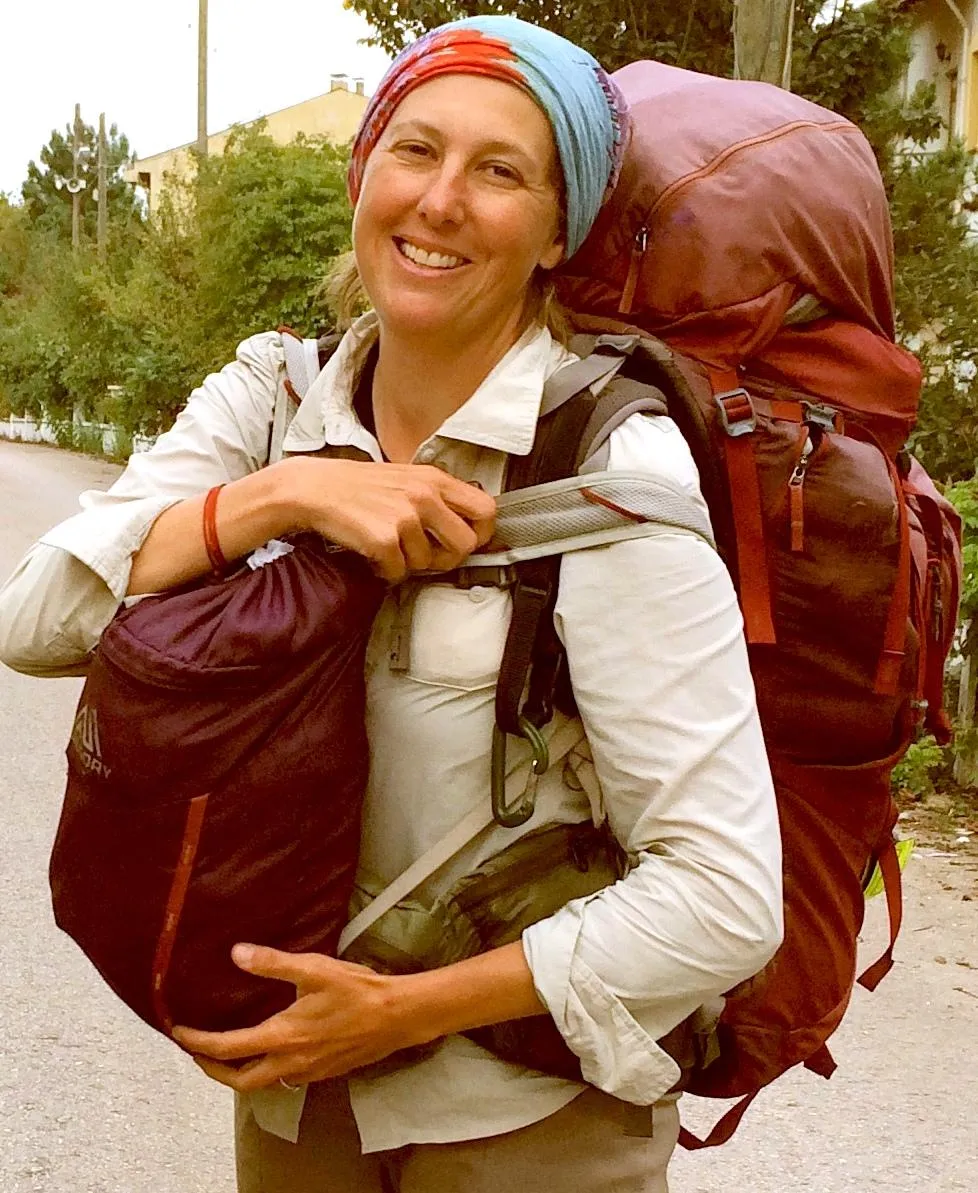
xmin=50 ymin=536 xmax=384 ymax=1035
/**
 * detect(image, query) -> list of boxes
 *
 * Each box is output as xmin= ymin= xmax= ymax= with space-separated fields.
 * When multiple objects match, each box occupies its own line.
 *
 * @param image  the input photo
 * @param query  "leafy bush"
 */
xmin=891 ymin=736 xmax=945 ymax=798
xmin=0 ymin=124 xmax=354 ymax=437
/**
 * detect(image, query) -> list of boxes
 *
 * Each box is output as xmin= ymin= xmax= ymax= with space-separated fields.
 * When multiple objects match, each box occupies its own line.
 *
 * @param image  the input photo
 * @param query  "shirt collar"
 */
xmin=281 ymin=312 xmax=576 ymax=459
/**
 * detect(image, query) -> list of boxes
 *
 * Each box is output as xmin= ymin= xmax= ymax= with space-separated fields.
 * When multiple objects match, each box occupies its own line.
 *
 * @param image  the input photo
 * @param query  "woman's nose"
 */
xmin=416 ymin=163 xmax=467 ymax=226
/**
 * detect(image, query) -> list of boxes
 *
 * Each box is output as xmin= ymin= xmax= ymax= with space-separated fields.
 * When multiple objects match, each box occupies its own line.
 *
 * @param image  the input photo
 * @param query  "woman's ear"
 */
xmin=539 ymin=236 xmax=565 ymax=271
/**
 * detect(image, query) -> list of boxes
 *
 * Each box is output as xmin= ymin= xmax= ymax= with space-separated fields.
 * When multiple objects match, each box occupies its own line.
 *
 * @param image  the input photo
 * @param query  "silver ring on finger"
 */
xmin=278 ymin=1077 xmax=302 ymax=1092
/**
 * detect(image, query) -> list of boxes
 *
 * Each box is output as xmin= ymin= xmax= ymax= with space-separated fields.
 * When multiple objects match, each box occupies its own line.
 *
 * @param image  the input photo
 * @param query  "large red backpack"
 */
xmin=487 ymin=61 xmax=963 ymax=1144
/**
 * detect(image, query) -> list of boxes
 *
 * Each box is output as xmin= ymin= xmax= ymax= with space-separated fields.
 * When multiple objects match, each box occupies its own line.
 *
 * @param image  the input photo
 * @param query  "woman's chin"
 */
xmin=375 ymin=303 xmax=471 ymax=343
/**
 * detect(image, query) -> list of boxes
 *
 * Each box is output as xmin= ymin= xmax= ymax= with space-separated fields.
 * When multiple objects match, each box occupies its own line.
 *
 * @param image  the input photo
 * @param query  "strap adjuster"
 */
xmin=802 ymin=400 xmax=839 ymax=432
xmin=715 ymin=388 xmax=756 ymax=437
xmin=593 ymin=333 xmax=641 ymax=354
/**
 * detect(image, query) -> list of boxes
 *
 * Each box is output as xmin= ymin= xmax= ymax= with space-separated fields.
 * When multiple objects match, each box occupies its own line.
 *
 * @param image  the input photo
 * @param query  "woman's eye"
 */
xmin=486 ymin=162 xmax=521 ymax=184
xmin=397 ymin=142 xmax=432 ymax=159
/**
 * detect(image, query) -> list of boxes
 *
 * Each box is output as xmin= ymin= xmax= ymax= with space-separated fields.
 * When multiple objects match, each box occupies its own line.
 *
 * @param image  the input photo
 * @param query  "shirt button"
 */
xmin=416 ymin=446 xmax=437 ymax=464
xmin=468 ymin=587 xmax=487 ymax=603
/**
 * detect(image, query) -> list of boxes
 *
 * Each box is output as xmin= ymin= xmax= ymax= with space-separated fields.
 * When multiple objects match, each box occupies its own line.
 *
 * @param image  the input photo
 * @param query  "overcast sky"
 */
xmin=2 ymin=0 xmax=393 ymax=198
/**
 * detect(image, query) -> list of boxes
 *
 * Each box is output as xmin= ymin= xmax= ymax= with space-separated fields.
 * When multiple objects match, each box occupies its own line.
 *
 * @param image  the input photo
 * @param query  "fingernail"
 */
xmin=232 ymin=943 xmax=256 ymax=967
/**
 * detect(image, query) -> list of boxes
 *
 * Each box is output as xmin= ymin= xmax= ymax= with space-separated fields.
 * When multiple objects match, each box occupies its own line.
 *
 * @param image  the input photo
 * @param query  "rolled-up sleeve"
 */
xmin=0 ymin=332 xmax=283 ymax=676
xmin=521 ymin=413 xmax=783 ymax=1104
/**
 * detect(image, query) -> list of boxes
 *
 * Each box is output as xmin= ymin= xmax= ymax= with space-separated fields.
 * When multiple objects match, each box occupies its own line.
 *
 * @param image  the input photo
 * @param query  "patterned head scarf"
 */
xmin=347 ymin=15 xmax=629 ymax=259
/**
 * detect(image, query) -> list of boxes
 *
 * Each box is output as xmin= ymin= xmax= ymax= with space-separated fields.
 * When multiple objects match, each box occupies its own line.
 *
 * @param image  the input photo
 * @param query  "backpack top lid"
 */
xmin=556 ymin=61 xmax=920 ymax=430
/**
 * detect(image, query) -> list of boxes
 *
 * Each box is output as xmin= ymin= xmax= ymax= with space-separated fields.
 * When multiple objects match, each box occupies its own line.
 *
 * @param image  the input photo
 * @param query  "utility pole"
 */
xmin=71 ymin=103 xmax=83 ymax=250
xmin=97 ymin=112 xmax=108 ymax=261
xmin=197 ymin=0 xmax=208 ymax=157
xmin=733 ymin=0 xmax=795 ymax=89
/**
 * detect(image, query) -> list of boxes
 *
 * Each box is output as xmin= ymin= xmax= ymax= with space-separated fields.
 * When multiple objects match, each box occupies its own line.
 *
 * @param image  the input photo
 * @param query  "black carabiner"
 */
xmin=490 ymin=716 xmax=550 ymax=828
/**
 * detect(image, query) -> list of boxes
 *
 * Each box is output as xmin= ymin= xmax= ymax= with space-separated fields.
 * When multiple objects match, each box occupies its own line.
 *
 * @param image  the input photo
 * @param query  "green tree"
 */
xmin=21 ymin=118 xmax=143 ymax=247
xmin=191 ymin=125 xmax=352 ymax=346
xmin=892 ymin=146 xmax=978 ymax=482
xmin=115 ymin=124 xmax=354 ymax=432
xmin=0 ymin=121 xmax=354 ymax=435
xmin=790 ymin=0 xmax=943 ymax=164
xmin=347 ymin=0 xmax=736 ymax=75
xmin=0 ymin=197 xmax=35 ymax=299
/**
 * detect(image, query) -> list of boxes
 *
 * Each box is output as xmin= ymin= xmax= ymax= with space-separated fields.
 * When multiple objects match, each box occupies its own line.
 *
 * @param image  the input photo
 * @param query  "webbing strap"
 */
xmin=679 ymin=1041 xmax=837 ymax=1150
xmin=723 ymin=434 xmax=776 ymax=644
xmin=875 ymin=459 xmax=912 ymax=696
xmin=539 ymin=352 xmax=626 ymax=417
xmin=906 ymin=484 xmax=954 ymax=741
xmin=804 ymin=1043 xmax=838 ymax=1079
xmin=151 ymin=793 xmax=209 ymax=1033
xmin=336 ymin=718 xmax=584 ymax=955
xmin=710 ymin=371 xmax=777 ymax=645
xmin=858 ymin=835 xmax=903 ymax=991
xmin=498 ymin=352 xmax=671 ymax=798
xmin=678 ymin=1091 xmax=759 ymax=1150
xmin=495 ymin=557 xmax=556 ymax=736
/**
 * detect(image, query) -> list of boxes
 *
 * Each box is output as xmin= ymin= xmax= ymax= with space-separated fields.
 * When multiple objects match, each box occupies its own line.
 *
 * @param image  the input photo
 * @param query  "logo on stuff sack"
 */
xmin=70 ymin=705 xmax=111 ymax=780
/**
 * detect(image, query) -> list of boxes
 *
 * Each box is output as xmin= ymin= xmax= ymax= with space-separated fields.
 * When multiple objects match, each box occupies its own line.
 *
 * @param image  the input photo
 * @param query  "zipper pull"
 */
xmin=619 ymin=225 xmax=649 ymax=316
xmin=788 ymin=433 xmax=814 ymax=553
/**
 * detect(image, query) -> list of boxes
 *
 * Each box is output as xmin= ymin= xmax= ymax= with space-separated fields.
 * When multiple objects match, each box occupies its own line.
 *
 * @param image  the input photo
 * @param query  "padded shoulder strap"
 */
xmin=508 ymin=345 xmax=670 ymax=493
xmin=494 ymin=345 xmax=674 ymax=793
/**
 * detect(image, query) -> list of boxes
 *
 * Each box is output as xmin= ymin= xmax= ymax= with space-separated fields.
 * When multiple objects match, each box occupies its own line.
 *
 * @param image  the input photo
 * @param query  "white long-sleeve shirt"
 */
xmin=0 ymin=316 xmax=782 ymax=1152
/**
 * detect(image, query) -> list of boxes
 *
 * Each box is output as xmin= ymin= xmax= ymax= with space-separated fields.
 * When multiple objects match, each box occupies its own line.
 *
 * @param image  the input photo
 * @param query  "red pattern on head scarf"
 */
xmin=347 ymin=29 xmax=527 ymax=206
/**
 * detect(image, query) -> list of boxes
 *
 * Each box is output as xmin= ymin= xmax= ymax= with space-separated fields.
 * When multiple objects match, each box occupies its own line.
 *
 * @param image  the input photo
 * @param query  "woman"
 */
xmin=0 ymin=16 xmax=782 ymax=1192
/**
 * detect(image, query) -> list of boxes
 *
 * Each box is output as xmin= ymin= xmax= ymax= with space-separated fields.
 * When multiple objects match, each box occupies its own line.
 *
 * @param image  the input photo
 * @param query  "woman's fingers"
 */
xmin=193 ymin=1052 xmax=335 ymax=1093
xmin=173 ymin=1013 xmax=293 ymax=1061
xmin=284 ymin=457 xmax=496 ymax=577
xmin=427 ymin=471 xmax=497 ymax=549
xmin=396 ymin=517 xmax=437 ymax=577
xmin=175 ymin=952 xmax=411 ymax=1092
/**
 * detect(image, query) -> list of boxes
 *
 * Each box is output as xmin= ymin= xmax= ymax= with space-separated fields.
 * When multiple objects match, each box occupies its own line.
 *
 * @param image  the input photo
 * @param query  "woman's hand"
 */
xmin=171 ymin=944 xmax=419 ymax=1093
xmin=279 ymin=456 xmax=497 ymax=583
xmin=172 ymin=940 xmax=547 ymax=1093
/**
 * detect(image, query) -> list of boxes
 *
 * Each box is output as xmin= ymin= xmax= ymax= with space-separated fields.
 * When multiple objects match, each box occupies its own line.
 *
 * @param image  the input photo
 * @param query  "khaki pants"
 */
xmin=235 ymin=1081 xmax=680 ymax=1193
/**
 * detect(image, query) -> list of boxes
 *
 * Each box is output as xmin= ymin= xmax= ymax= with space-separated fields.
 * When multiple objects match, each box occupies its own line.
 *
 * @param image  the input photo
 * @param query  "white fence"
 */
xmin=0 ymin=413 xmax=154 ymax=457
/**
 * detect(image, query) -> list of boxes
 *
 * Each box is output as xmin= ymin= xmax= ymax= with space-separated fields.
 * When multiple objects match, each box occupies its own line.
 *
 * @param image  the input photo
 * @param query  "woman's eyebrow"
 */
xmin=386 ymin=118 xmax=442 ymax=141
xmin=385 ymin=119 xmax=536 ymax=166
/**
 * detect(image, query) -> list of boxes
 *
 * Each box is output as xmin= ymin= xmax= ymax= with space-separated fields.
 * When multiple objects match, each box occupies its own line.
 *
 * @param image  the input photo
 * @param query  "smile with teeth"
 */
xmin=395 ymin=237 xmax=468 ymax=270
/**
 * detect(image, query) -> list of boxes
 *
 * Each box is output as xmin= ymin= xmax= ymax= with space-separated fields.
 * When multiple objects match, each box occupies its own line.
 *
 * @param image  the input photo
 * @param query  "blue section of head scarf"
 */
xmin=449 ymin=16 xmax=626 ymax=256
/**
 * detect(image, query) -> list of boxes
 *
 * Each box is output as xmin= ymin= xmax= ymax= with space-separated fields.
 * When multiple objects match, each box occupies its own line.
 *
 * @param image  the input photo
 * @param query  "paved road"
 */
xmin=1 ymin=438 xmax=976 ymax=1192
xmin=0 ymin=442 xmax=234 ymax=1193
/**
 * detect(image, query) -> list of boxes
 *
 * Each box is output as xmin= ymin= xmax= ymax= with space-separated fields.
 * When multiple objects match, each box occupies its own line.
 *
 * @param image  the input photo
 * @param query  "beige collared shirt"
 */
xmin=0 ymin=317 xmax=782 ymax=1153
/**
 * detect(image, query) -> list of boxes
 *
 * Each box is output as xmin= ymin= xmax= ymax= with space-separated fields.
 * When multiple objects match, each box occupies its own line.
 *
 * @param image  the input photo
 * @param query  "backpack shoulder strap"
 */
xmin=507 ymin=337 xmax=669 ymax=493
xmin=269 ymin=326 xmax=342 ymax=464
xmin=492 ymin=341 xmax=681 ymax=827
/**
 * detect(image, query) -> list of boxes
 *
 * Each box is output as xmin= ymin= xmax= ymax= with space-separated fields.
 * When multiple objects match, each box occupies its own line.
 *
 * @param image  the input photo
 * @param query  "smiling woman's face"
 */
xmin=352 ymin=73 xmax=565 ymax=350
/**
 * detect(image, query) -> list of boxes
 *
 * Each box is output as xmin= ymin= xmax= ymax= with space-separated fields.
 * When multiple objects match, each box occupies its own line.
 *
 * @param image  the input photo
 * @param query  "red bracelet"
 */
xmin=202 ymin=484 xmax=229 ymax=576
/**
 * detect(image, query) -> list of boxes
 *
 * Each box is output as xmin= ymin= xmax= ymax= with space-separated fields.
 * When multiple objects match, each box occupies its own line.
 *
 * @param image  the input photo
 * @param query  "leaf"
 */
xmin=864 ymin=837 xmax=916 ymax=899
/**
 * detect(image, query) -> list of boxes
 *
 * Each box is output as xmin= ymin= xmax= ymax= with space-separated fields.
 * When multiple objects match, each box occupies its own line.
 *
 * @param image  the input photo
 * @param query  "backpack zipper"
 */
xmin=788 ymin=432 xmax=814 ymax=552
xmin=618 ymin=225 xmax=649 ymax=315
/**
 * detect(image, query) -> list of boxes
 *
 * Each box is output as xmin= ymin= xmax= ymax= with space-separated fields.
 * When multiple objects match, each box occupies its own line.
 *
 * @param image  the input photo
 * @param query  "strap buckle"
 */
xmin=714 ymin=389 xmax=756 ymax=437
xmin=593 ymin=333 xmax=642 ymax=355
xmin=910 ymin=697 xmax=930 ymax=740
xmin=491 ymin=716 xmax=550 ymax=828
xmin=450 ymin=565 xmax=515 ymax=590
xmin=802 ymin=400 xmax=839 ymax=432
